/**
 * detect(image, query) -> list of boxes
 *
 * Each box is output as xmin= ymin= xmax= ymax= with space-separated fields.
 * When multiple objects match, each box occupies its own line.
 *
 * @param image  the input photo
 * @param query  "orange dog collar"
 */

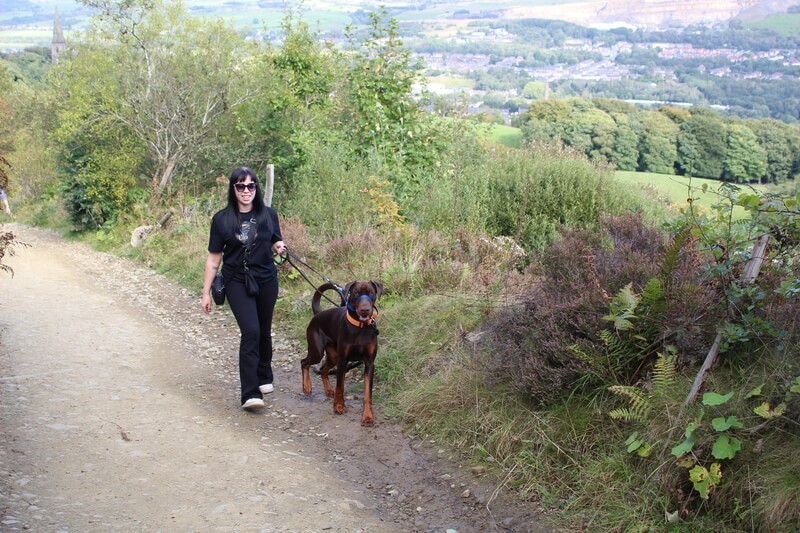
xmin=346 ymin=310 xmax=378 ymax=328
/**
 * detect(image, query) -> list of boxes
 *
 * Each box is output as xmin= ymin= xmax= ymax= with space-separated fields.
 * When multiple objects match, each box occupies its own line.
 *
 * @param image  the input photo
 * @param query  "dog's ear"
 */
xmin=344 ymin=281 xmax=355 ymax=303
xmin=371 ymin=281 xmax=384 ymax=300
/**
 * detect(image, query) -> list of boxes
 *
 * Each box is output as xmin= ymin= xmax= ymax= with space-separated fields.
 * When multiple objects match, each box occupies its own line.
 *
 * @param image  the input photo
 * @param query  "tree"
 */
xmin=638 ymin=110 xmax=678 ymax=174
xmin=607 ymin=111 xmax=641 ymax=171
xmin=61 ymin=0 xmax=261 ymax=197
xmin=0 ymin=63 xmax=15 ymax=193
xmin=232 ymin=12 xmax=340 ymax=191
xmin=723 ymin=123 xmax=767 ymax=183
xmin=519 ymin=99 xmax=571 ymax=145
xmin=676 ymin=111 xmax=728 ymax=179
xmin=522 ymin=80 xmax=547 ymax=100
xmin=521 ymin=117 xmax=560 ymax=146
xmin=554 ymin=99 xmax=617 ymax=164
xmin=748 ymin=119 xmax=800 ymax=184
xmin=342 ymin=9 xmax=451 ymax=200
xmin=0 ymin=63 xmax=13 ymax=156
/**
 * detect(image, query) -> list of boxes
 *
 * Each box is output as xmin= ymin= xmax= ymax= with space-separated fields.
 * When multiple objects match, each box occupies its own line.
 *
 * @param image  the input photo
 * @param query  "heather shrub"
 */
xmin=479 ymin=213 xmax=721 ymax=404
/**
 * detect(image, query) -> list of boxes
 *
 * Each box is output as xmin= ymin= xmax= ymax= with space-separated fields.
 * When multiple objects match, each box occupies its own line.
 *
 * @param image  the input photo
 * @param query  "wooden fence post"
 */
xmin=683 ymin=233 xmax=771 ymax=406
xmin=264 ymin=164 xmax=274 ymax=207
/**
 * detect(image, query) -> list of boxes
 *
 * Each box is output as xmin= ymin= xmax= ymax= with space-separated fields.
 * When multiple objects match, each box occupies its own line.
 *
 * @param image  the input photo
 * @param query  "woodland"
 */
xmin=1 ymin=0 xmax=800 ymax=531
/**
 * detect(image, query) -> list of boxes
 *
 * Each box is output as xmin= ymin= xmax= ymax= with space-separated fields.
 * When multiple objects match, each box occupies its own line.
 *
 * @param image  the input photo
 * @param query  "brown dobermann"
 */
xmin=301 ymin=280 xmax=383 ymax=426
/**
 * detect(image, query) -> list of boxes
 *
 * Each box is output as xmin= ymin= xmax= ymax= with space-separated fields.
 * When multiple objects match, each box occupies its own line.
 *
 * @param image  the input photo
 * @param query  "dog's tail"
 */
xmin=311 ymin=282 xmax=345 ymax=315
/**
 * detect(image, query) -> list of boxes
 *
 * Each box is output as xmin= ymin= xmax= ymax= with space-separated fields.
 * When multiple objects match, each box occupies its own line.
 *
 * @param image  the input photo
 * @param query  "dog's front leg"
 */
xmin=360 ymin=355 xmax=376 ymax=426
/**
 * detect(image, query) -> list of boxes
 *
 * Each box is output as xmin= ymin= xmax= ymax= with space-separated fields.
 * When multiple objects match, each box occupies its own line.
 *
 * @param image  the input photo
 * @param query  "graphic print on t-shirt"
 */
xmin=238 ymin=214 xmax=258 ymax=246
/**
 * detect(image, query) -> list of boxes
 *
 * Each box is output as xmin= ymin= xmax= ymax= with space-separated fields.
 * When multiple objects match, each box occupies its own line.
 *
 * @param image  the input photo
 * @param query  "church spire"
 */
xmin=51 ymin=6 xmax=67 ymax=64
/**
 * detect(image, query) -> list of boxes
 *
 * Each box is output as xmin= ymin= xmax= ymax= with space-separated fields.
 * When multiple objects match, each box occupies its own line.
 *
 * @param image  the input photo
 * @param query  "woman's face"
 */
xmin=234 ymin=176 xmax=256 ymax=211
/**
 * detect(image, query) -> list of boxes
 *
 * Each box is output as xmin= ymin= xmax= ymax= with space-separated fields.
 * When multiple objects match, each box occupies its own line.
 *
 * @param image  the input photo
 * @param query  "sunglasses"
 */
xmin=234 ymin=182 xmax=256 ymax=192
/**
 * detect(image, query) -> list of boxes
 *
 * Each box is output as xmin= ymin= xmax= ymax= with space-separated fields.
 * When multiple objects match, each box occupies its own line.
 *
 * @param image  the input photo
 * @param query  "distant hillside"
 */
xmin=501 ymin=0 xmax=797 ymax=28
xmin=735 ymin=0 xmax=800 ymax=21
xmin=2 ymin=0 xmax=798 ymax=52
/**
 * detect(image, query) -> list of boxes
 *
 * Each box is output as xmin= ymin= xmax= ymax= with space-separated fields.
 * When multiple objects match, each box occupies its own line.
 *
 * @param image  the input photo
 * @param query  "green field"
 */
xmin=746 ymin=13 xmax=800 ymax=37
xmin=614 ymin=170 xmax=760 ymax=218
xmin=487 ymin=123 xmax=523 ymax=148
xmin=426 ymin=76 xmax=474 ymax=88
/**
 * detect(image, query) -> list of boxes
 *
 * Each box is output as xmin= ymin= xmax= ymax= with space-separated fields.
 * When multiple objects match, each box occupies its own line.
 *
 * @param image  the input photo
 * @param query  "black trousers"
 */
xmin=225 ymin=276 xmax=278 ymax=405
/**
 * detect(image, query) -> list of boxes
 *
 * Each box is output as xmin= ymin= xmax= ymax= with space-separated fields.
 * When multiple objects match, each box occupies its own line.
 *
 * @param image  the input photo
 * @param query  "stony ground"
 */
xmin=0 ymin=224 xmax=554 ymax=533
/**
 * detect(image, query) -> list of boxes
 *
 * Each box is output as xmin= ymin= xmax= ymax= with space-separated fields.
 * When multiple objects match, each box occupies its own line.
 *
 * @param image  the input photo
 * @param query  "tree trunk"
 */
xmin=157 ymin=158 xmax=178 ymax=193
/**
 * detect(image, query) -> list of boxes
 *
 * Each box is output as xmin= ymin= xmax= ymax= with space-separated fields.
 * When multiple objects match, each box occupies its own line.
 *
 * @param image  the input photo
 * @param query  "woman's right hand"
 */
xmin=202 ymin=251 xmax=223 ymax=315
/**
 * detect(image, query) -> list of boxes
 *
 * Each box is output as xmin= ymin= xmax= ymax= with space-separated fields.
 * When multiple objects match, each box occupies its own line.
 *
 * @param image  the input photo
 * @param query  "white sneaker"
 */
xmin=242 ymin=398 xmax=265 ymax=410
xmin=259 ymin=384 xmax=274 ymax=394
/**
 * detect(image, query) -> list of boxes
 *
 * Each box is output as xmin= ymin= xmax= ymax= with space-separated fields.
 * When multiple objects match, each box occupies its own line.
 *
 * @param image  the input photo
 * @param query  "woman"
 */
xmin=202 ymin=167 xmax=286 ymax=411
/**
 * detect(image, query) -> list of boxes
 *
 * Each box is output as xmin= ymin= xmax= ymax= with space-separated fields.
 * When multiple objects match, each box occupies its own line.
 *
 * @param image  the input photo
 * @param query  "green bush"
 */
xmin=286 ymin=140 xmax=382 ymax=240
xmin=481 ymin=144 xmax=646 ymax=254
xmin=59 ymin=139 xmax=141 ymax=230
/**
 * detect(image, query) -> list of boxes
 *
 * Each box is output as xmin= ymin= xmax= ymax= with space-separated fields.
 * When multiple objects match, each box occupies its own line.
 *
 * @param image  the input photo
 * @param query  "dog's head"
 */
xmin=344 ymin=280 xmax=383 ymax=323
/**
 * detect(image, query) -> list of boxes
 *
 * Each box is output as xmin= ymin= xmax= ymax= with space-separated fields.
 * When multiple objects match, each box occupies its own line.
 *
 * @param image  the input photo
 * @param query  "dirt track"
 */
xmin=0 ymin=224 xmax=551 ymax=533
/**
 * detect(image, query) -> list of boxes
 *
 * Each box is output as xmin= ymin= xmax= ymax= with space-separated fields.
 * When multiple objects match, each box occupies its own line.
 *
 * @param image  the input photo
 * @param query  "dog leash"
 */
xmin=280 ymin=248 xmax=346 ymax=307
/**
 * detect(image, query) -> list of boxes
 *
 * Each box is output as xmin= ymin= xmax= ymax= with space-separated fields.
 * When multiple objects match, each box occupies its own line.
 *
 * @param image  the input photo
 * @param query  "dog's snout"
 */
xmin=355 ymin=297 xmax=373 ymax=319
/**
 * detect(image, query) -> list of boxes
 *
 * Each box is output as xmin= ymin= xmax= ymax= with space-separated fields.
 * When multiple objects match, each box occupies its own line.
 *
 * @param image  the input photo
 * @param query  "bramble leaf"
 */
xmin=627 ymin=438 xmax=644 ymax=453
xmin=636 ymin=442 xmax=652 ymax=457
xmin=712 ymin=416 xmax=743 ymax=432
xmin=702 ymin=392 xmax=734 ymax=406
xmin=712 ymin=435 xmax=742 ymax=460
xmin=672 ymin=432 xmax=696 ymax=457
xmin=754 ymin=402 xmax=787 ymax=419
xmin=689 ymin=463 xmax=723 ymax=500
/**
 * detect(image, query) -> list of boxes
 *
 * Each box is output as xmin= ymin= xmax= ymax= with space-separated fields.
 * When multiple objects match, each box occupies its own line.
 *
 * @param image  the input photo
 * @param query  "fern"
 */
xmin=603 ymin=282 xmax=640 ymax=330
xmin=608 ymin=385 xmax=651 ymax=423
xmin=568 ymin=343 xmax=595 ymax=365
xmin=599 ymin=328 xmax=641 ymax=377
xmin=570 ymin=330 xmax=641 ymax=382
xmin=607 ymin=352 xmax=678 ymax=424
xmin=652 ymin=349 xmax=677 ymax=398
xmin=609 ymin=407 xmax=646 ymax=423
xmin=599 ymin=329 xmax=635 ymax=358
xmin=640 ymin=277 xmax=664 ymax=305
xmin=660 ymin=228 xmax=690 ymax=289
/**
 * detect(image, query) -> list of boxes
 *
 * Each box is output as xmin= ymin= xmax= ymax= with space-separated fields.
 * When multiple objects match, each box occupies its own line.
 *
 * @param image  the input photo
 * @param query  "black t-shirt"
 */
xmin=208 ymin=206 xmax=283 ymax=284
